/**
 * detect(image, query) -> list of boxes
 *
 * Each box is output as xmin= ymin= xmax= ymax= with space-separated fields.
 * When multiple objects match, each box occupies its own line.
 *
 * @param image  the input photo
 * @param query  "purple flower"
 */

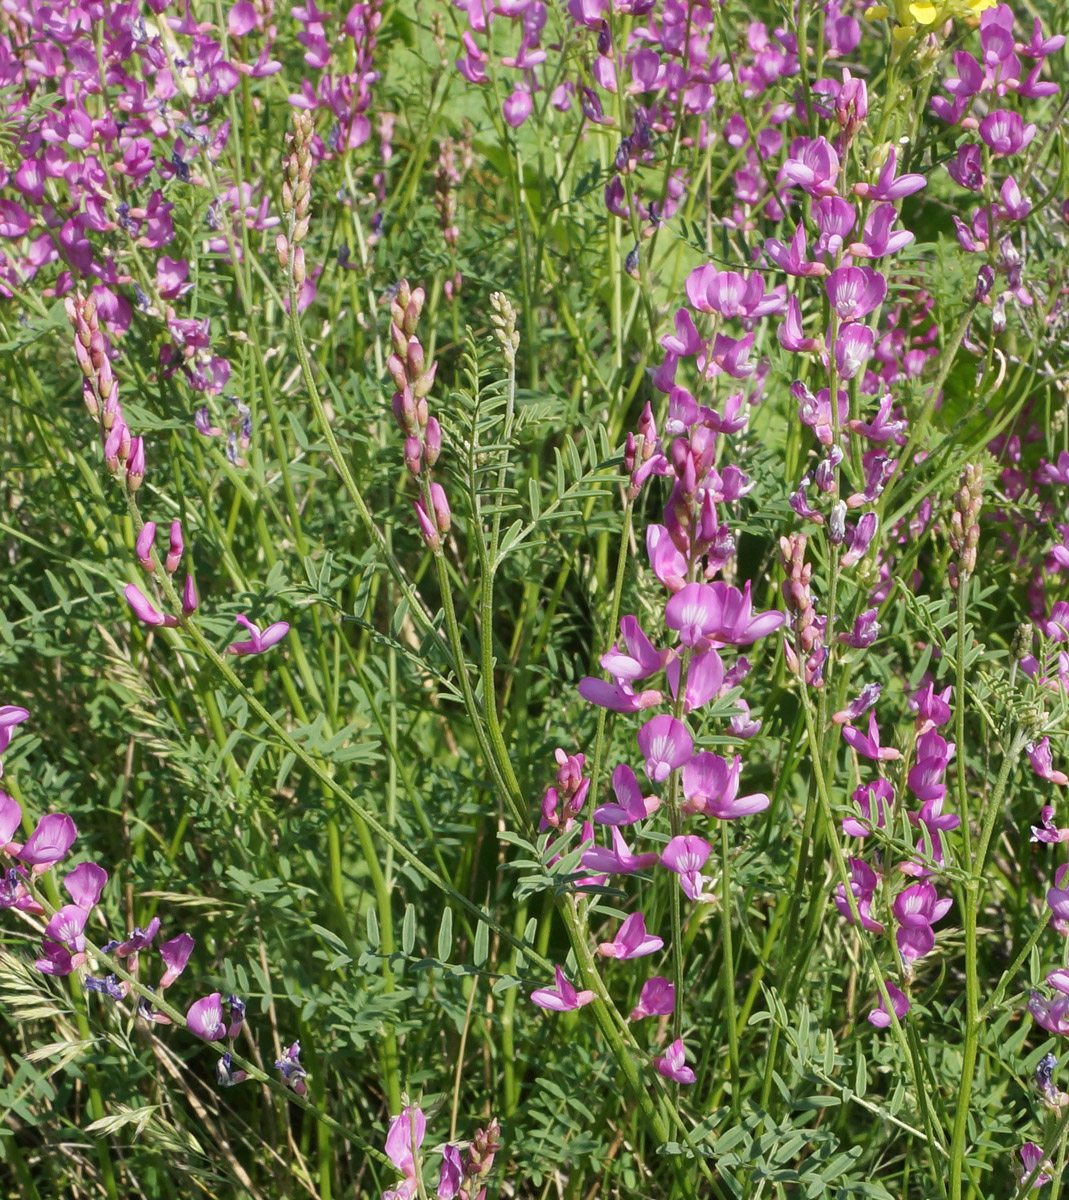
xmin=765 ymin=223 xmax=827 ymax=278
xmin=577 ymin=677 xmax=661 ymax=712
xmin=1028 ymin=737 xmax=1069 ymax=786
xmin=681 ymin=753 xmax=769 ymax=819
xmin=646 ymin=524 xmax=688 ymax=591
xmin=44 ymin=904 xmax=89 ymax=953
xmin=842 ymin=779 xmax=894 ymax=837
xmin=825 ymin=267 xmax=887 ymax=321
xmin=832 ymin=682 xmax=882 ymax=726
xmin=228 ymin=614 xmax=290 ymax=656
xmin=187 ymin=993 xmax=227 ymax=1041
xmin=159 ymin=932 xmax=195 ymax=988
xmin=438 ymin=1144 xmax=464 ymax=1200
xmin=666 ymin=650 xmax=725 ymax=714
xmin=530 ymin=964 xmax=595 ymax=1011
xmin=64 ymin=862 xmax=107 ymax=910
xmin=593 ymin=764 xmax=659 ymax=826
xmin=1030 ymin=991 xmax=1069 ymax=1035
xmin=1048 ymin=865 xmax=1069 ymax=922
xmin=637 ymin=715 xmax=693 ymax=783
xmin=600 ymin=616 xmax=672 ymax=681
xmin=503 ymin=88 xmax=533 ymax=128
xmin=1031 ymin=806 xmax=1069 ymax=844
xmin=841 ymin=512 xmax=878 ymax=568
xmin=1018 ymin=1143 xmax=1053 ymax=1189
xmin=834 ymin=858 xmax=884 ymax=933
xmin=598 ymin=912 xmax=664 ymax=959
xmin=893 ymin=882 xmax=952 ymax=960
xmin=0 ymin=792 xmax=22 ymax=846
xmin=665 ymin=583 xmax=719 ymax=648
xmin=834 ymin=323 xmax=874 ymax=381
xmin=852 ymin=148 xmax=925 ymax=201
xmin=36 ymin=940 xmax=76 ymax=976
xmin=661 ymin=834 xmax=712 ymax=901
xmin=384 ymin=1104 xmax=426 ymax=1198
xmin=842 ymin=713 xmax=900 ymax=762
xmin=840 ymin=609 xmax=880 ymax=649
xmin=653 ymin=1038 xmax=695 ymax=1084
xmin=780 ymin=136 xmax=840 ymax=197
xmin=947 ymin=144 xmax=985 ymax=191
xmin=629 ymin=975 xmax=675 ymax=1020
xmin=868 ymin=981 xmax=910 ymax=1029
xmin=18 ymin=814 xmax=77 ymax=867
xmin=275 ymin=1040 xmax=309 ymax=1095
xmin=704 ymin=581 xmax=784 ymax=645
xmin=580 ymin=826 xmax=660 ymax=875
xmin=979 ymin=109 xmax=1036 ymax=156
xmin=850 ymin=204 xmax=914 ymax=259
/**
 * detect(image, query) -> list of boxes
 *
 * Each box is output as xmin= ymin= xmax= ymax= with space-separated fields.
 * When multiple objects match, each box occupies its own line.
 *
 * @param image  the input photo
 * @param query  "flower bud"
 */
xmin=829 ymin=501 xmax=847 ymax=545
xmin=126 ymin=437 xmax=146 ymax=490
xmin=182 ymin=573 xmax=198 ymax=616
xmin=166 ymin=521 xmax=184 ymax=574
xmin=392 ymin=387 xmax=418 ymax=433
xmin=275 ymin=233 xmax=289 ymax=268
xmin=390 ymin=321 xmax=408 ymax=359
xmin=136 ymin=522 xmax=157 ymax=571
xmin=414 ymin=498 xmax=440 ymax=552
xmin=292 ymin=245 xmax=306 ymax=288
xmin=413 ymin=359 xmax=438 ymax=400
xmin=429 ymin=482 xmax=451 ymax=532
xmin=424 ymin=417 xmax=441 ymax=467
xmin=404 ymin=435 xmax=422 ymax=475
xmin=406 ymin=336 xmax=424 ymax=376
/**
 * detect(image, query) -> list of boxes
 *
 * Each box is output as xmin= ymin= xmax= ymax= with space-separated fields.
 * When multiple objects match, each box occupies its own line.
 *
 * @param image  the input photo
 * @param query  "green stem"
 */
xmin=719 ymin=820 xmax=741 ymax=1113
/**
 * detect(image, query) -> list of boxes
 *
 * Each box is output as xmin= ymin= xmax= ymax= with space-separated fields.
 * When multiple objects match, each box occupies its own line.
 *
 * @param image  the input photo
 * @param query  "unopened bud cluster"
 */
xmin=277 ymin=111 xmax=315 ymax=287
xmin=387 ymin=279 xmax=449 ymax=550
xmin=489 ymin=292 xmax=519 ymax=369
xmin=948 ymin=462 xmax=982 ymax=588
xmin=66 ymin=294 xmax=145 ymax=492
xmin=780 ymin=533 xmax=826 ymax=688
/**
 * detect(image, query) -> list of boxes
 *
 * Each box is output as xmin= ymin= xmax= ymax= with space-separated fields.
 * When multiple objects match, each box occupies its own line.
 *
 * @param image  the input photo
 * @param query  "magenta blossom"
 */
xmin=1030 ymin=991 xmax=1069 ymax=1035
xmin=531 ymin=964 xmax=595 ymax=1011
xmin=159 ymin=932 xmax=196 ymax=988
xmin=580 ymin=826 xmax=660 ymax=875
xmin=1028 ymin=737 xmax=1069 ymax=786
xmin=852 ymin=148 xmax=925 ymax=201
xmin=661 ymin=834 xmax=712 ymax=901
xmin=593 ymin=764 xmax=659 ymax=826
xmin=598 ymin=912 xmax=664 ymax=959
xmin=666 ymin=650 xmax=725 ymax=714
xmin=637 ymin=715 xmax=693 ymax=783
xmin=601 ymin=616 xmax=673 ymax=680
xmin=681 ymin=753 xmax=769 ymax=819
xmin=825 ymin=267 xmax=887 ymax=322
xmin=630 ymin=975 xmax=675 ymax=1020
xmin=893 ymin=882 xmax=952 ymax=960
xmin=385 ymin=1105 xmax=426 ymax=1178
xmin=1031 ymin=806 xmax=1069 ymax=844
xmin=186 ymin=993 xmax=227 ymax=1041
xmin=653 ymin=1038 xmax=696 ymax=1084
xmin=868 ymin=981 xmax=910 ymax=1029
xmin=125 ymin=584 xmax=178 ymax=628
xmin=842 ymin=713 xmax=901 ymax=761
xmin=228 ymin=614 xmax=291 ymax=656
xmin=702 ymin=581 xmax=784 ymax=645
xmin=64 ymin=862 xmax=107 ymax=910
xmin=44 ymin=904 xmax=89 ymax=954
xmin=842 ymin=779 xmax=894 ymax=838
xmin=1018 ymin=1143 xmax=1053 ymax=1189
xmin=17 ymin=814 xmax=77 ymax=867
xmin=0 ymin=792 xmax=22 ymax=847
xmin=834 ymin=857 xmax=884 ymax=933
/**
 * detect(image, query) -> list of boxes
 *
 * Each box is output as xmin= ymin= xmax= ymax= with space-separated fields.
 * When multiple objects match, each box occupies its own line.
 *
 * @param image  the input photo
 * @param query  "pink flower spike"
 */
xmin=186 ymin=992 xmax=227 ymax=1041
xmin=593 ymin=764 xmax=659 ymax=826
xmin=530 ymin=964 xmax=595 ymax=1011
xmin=1028 ymin=737 xmax=1069 ymax=786
xmin=638 ymin=715 xmax=693 ymax=783
xmin=64 ymin=862 xmax=107 ymax=910
xmin=580 ymin=826 xmax=660 ymax=875
xmin=842 ymin=712 xmax=900 ymax=761
xmin=654 ymin=1038 xmax=696 ymax=1084
xmin=159 ymin=932 xmax=195 ymax=988
xmin=868 ymin=981 xmax=910 ymax=1028
xmin=598 ymin=912 xmax=664 ymax=959
xmin=228 ymin=614 xmax=291 ymax=656
xmin=630 ymin=976 xmax=675 ymax=1020
xmin=18 ymin=814 xmax=77 ymax=867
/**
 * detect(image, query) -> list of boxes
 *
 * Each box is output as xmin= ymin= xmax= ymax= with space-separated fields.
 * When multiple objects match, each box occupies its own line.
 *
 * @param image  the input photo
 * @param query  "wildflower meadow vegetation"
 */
xmin=3 ymin=0 xmax=1069 ymax=1194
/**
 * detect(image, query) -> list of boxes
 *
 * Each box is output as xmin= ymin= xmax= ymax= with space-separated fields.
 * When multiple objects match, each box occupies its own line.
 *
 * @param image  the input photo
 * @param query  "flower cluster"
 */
xmin=381 ymin=1105 xmax=500 ymax=1200
xmin=528 ymin=384 xmax=783 ymax=1085
xmin=0 ymin=702 xmax=306 ymax=1096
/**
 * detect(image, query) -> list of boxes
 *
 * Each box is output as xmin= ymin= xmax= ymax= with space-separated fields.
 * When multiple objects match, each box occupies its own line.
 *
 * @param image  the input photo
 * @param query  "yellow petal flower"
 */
xmin=865 ymin=2 xmax=890 ymax=16
xmin=909 ymin=1 xmax=939 ymax=22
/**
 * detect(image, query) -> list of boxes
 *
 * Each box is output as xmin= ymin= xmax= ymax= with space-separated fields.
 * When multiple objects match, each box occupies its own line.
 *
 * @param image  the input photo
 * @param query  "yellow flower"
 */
xmin=909 ymin=0 xmax=938 ymax=21
xmin=864 ymin=3 xmax=890 ymax=16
